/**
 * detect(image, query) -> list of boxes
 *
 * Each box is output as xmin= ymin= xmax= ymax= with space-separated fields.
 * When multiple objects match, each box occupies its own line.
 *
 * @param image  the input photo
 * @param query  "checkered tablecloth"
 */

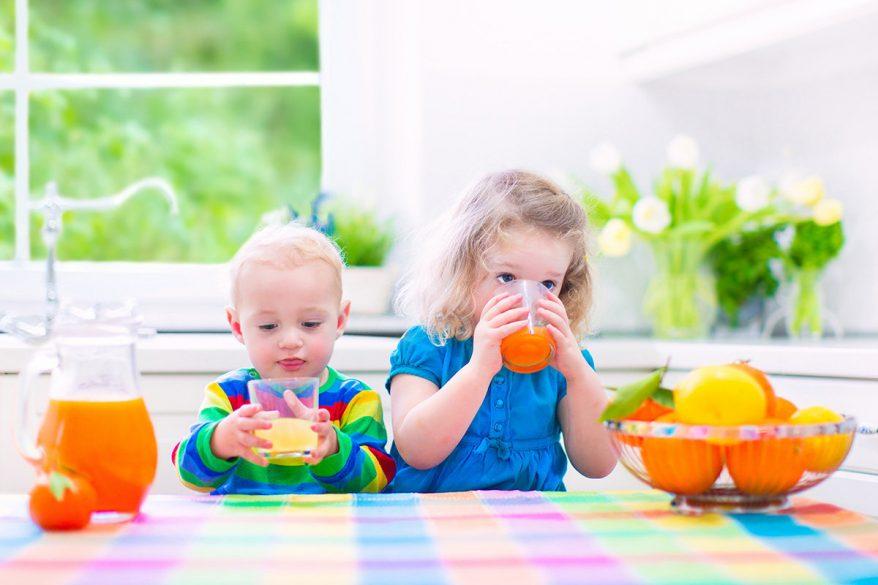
xmin=1 ymin=491 xmax=877 ymax=584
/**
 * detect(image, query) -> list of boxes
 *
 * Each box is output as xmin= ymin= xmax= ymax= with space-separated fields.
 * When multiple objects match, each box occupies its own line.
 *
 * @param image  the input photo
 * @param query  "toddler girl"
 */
xmin=387 ymin=170 xmax=617 ymax=492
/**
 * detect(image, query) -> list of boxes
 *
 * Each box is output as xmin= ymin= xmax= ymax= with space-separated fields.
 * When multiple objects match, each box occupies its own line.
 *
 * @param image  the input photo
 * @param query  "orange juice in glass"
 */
xmin=247 ymin=378 xmax=319 ymax=460
xmin=498 ymin=280 xmax=556 ymax=373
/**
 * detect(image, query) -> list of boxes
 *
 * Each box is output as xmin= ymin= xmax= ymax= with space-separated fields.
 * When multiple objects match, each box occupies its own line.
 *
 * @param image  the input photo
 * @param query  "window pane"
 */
xmin=0 ymin=1 xmax=12 ymax=71
xmin=30 ymin=0 xmax=318 ymax=73
xmin=0 ymin=91 xmax=12 ymax=259
xmin=30 ymin=87 xmax=320 ymax=262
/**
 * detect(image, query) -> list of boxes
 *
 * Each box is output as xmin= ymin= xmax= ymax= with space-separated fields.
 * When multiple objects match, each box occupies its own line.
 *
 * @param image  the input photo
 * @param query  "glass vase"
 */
xmin=786 ymin=267 xmax=825 ymax=339
xmin=644 ymin=239 xmax=717 ymax=339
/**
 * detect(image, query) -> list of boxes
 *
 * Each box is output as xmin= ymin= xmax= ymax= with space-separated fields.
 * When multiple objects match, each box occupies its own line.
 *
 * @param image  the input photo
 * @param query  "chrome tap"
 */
xmin=0 ymin=178 xmax=178 ymax=344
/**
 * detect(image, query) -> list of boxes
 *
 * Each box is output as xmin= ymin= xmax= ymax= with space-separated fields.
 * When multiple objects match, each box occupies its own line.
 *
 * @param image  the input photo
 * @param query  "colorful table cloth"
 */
xmin=1 ymin=491 xmax=877 ymax=584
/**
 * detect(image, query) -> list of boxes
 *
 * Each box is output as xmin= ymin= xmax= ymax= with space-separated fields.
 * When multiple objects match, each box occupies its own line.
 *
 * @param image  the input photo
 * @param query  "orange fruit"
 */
xmin=726 ymin=419 xmax=807 ymax=495
xmin=790 ymin=406 xmax=851 ymax=472
xmin=774 ymin=397 xmax=798 ymax=420
xmin=618 ymin=399 xmax=674 ymax=447
xmin=730 ymin=361 xmax=777 ymax=418
xmin=29 ymin=471 xmax=96 ymax=531
xmin=674 ymin=365 xmax=767 ymax=425
xmin=640 ymin=413 xmax=724 ymax=495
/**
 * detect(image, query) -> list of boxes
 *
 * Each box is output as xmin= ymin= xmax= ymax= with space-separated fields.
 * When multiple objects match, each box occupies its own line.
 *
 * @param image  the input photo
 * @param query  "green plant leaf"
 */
xmin=600 ymin=366 xmax=668 ymax=422
xmin=327 ymin=201 xmax=395 ymax=267
xmin=613 ymin=168 xmax=641 ymax=204
xmin=786 ymin=220 xmax=844 ymax=271
xmin=581 ymin=191 xmax=613 ymax=227
xmin=666 ymin=221 xmax=715 ymax=238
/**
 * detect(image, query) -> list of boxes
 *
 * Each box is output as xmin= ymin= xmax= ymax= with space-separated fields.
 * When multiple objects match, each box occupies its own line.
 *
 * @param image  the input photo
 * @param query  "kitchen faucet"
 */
xmin=0 ymin=177 xmax=178 ymax=344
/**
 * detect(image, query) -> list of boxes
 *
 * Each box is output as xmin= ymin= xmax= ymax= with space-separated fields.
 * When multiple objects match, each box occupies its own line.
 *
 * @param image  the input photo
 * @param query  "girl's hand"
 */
xmin=211 ymin=404 xmax=273 ymax=467
xmin=538 ymin=292 xmax=590 ymax=381
xmin=471 ymin=292 xmax=530 ymax=377
xmin=303 ymin=409 xmax=339 ymax=465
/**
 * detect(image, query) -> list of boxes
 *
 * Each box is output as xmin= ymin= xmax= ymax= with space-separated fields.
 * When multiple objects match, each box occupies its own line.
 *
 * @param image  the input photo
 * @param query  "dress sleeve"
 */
xmin=385 ymin=326 xmax=445 ymax=391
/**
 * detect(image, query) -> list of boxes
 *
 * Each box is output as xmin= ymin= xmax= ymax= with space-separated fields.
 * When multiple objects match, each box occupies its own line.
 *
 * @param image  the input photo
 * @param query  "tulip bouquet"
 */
xmin=580 ymin=136 xmax=844 ymax=339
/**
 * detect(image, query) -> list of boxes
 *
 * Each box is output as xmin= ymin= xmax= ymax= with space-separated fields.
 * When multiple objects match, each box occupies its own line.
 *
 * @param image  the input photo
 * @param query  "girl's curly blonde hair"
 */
xmin=396 ymin=169 xmax=593 ymax=343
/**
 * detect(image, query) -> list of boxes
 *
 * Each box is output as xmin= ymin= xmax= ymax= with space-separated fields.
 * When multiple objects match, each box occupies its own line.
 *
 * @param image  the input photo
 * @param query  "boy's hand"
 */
xmin=210 ymin=403 xmax=273 ymax=467
xmin=303 ymin=409 xmax=339 ymax=465
xmin=537 ymin=292 xmax=590 ymax=381
xmin=471 ymin=292 xmax=529 ymax=377
xmin=281 ymin=391 xmax=338 ymax=465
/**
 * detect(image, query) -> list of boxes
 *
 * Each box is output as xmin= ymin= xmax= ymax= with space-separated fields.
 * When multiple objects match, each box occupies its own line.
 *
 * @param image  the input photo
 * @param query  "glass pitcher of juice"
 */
xmin=498 ymin=280 xmax=556 ymax=374
xmin=17 ymin=302 xmax=157 ymax=523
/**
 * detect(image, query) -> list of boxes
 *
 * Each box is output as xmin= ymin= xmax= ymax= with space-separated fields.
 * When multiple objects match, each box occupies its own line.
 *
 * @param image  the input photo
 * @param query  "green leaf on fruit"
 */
xmin=652 ymin=387 xmax=675 ymax=409
xmin=48 ymin=471 xmax=74 ymax=501
xmin=600 ymin=367 xmax=668 ymax=422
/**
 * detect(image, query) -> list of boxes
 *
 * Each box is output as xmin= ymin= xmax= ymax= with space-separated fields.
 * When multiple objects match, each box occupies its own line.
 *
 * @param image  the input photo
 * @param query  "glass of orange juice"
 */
xmin=247 ymin=378 xmax=319 ymax=460
xmin=498 ymin=280 xmax=556 ymax=374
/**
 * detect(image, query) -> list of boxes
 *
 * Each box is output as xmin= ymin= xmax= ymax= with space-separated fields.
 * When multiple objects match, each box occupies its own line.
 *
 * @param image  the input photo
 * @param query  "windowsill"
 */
xmin=1 ymin=332 xmax=876 ymax=379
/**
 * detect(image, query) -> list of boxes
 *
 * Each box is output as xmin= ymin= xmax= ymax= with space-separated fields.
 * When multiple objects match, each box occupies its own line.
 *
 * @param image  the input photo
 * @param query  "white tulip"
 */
xmin=589 ymin=143 xmax=622 ymax=175
xmin=813 ymin=198 xmax=843 ymax=226
xmin=598 ymin=219 xmax=633 ymax=257
xmin=735 ymin=175 xmax=771 ymax=212
xmin=666 ymin=134 xmax=699 ymax=169
xmin=632 ymin=197 xmax=671 ymax=234
xmin=783 ymin=176 xmax=825 ymax=206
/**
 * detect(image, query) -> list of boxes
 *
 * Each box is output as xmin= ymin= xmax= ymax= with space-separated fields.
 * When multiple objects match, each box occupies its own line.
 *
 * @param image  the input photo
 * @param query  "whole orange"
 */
xmin=790 ymin=406 xmax=851 ymax=472
xmin=640 ymin=413 xmax=724 ymax=495
xmin=774 ymin=397 xmax=798 ymax=420
xmin=618 ymin=399 xmax=674 ymax=447
xmin=674 ymin=365 xmax=767 ymax=425
xmin=726 ymin=419 xmax=807 ymax=495
xmin=29 ymin=471 xmax=96 ymax=531
xmin=730 ymin=361 xmax=777 ymax=418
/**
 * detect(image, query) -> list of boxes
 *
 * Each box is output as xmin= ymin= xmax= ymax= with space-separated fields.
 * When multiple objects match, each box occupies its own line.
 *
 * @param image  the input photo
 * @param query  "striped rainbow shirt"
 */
xmin=172 ymin=367 xmax=395 ymax=494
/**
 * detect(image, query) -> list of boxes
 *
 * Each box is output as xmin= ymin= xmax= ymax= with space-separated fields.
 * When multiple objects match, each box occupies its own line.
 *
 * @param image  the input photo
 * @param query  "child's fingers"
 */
xmin=482 ymin=294 xmax=522 ymax=321
xmin=489 ymin=306 xmax=529 ymax=328
xmin=239 ymin=448 xmax=269 ymax=467
xmin=310 ymin=421 xmax=332 ymax=436
xmin=237 ymin=430 xmax=269 ymax=450
xmin=238 ymin=417 xmax=273 ymax=431
xmin=315 ymin=409 xmax=331 ymax=423
xmin=283 ymin=390 xmax=309 ymax=417
xmin=536 ymin=306 xmax=569 ymax=332
xmin=237 ymin=403 xmax=262 ymax=417
xmin=496 ymin=319 xmax=530 ymax=338
xmin=539 ymin=297 xmax=569 ymax=319
xmin=481 ymin=292 xmax=511 ymax=317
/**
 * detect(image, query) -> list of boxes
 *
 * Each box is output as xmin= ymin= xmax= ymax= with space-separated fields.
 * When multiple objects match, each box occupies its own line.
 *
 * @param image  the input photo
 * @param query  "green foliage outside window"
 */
xmin=0 ymin=0 xmax=321 ymax=263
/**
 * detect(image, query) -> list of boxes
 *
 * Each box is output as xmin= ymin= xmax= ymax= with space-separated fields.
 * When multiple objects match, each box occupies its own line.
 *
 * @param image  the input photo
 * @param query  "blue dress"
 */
xmin=385 ymin=326 xmax=595 ymax=493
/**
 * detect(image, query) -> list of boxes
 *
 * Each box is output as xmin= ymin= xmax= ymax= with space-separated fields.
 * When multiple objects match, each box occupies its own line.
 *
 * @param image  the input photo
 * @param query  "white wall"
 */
xmin=321 ymin=0 xmax=878 ymax=334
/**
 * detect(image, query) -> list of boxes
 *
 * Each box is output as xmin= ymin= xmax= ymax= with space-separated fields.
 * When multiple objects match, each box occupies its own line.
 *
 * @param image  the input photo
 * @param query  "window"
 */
xmin=1 ymin=1 xmax=322 ymax=330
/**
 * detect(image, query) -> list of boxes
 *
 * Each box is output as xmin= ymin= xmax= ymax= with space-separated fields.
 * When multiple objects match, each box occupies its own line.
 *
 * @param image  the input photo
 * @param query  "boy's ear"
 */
xmin=336 ymin=300 xmax=351 ymax=339
xmin=226 ymin=305 xmax=245 ymax=344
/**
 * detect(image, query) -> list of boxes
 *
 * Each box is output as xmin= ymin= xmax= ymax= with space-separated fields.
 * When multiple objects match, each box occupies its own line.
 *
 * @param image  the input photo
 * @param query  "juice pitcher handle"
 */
xmin=17 ymin=349 xmax=56 ymax=467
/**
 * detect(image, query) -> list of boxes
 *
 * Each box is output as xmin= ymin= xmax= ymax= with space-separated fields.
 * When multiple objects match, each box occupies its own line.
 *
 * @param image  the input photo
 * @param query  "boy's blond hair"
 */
xmin=229 ymin=223 xmax=345 ymax=306
xmin=396 ymin=170 xmax=593 ymax=343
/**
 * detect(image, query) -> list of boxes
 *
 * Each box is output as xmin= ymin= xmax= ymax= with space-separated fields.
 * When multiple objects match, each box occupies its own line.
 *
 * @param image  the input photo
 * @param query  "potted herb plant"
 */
xmin=260 ymin=194 xmax=396 ymax=315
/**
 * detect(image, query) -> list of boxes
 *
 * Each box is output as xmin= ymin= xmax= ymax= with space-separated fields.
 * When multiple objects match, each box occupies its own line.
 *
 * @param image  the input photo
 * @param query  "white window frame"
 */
xmin=0 ymin=0 xmax=327 ymax=331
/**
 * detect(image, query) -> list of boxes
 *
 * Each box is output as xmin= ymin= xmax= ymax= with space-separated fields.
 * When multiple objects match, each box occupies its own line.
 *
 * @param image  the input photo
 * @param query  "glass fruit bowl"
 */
xmin=605 ymin=416 xmax=857 ymax=514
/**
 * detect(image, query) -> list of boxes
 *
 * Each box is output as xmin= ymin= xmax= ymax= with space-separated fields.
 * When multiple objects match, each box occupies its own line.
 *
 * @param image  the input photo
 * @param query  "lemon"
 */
xmin=790 ymin=406 xmax=850 ymax=472
xmin=674 ymin=365 xmax=767 ymax=425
